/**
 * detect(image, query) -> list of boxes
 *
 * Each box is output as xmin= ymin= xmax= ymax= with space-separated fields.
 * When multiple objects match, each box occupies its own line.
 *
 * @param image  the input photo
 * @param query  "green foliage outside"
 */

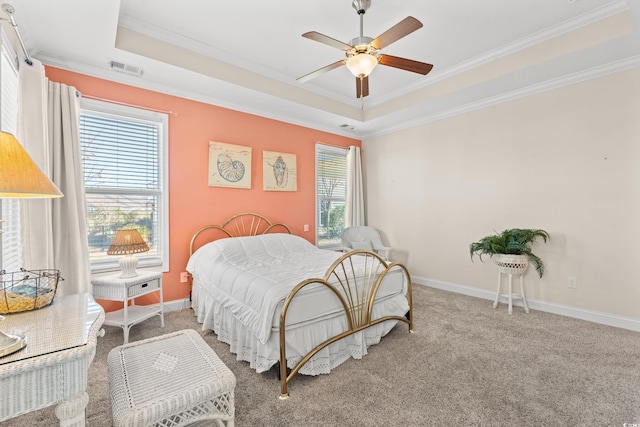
xmin=318 ymin=201 xmax=345 ymax=245
xmin=86 ymin=206 xmax=154 ymax=254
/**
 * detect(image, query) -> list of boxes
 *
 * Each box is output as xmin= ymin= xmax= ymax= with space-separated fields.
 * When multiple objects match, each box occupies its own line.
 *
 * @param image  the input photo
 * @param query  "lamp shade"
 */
xmin=346 ymin=53 xmax=378 ymax=78
xmin=0 ymin=132 xmax=64 ymax=358
xmin=0 ymin=132 xmax=63 ymax=198
xmin=107 ymin=229 xmax=150 ymax=255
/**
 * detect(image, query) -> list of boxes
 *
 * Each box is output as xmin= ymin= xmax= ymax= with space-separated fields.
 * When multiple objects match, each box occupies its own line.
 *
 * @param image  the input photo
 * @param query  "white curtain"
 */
xmin=18 ymin=59 xmax=53 ymax=268
xmin=345 ymin=145 xmax=365 ymax=227
xmin=18 ymin=59 xmax=90 ymax=295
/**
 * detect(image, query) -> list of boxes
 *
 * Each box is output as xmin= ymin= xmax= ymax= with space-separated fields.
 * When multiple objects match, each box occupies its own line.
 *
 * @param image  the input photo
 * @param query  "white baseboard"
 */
xmin=120 ymin=282 xmax=640 ymax=333
xmin=413 ymin=276 xmax=640 ymax=333
xmin=154 ymin=298 xmax=192 ymax=313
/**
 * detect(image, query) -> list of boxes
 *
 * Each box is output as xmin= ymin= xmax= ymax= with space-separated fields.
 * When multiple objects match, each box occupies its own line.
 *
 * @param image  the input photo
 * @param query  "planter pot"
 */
xmin=494 ymin=254 xmax=528 ymax=276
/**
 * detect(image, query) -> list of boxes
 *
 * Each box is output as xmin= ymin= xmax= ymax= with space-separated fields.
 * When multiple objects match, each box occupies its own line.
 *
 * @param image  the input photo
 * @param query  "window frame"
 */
xmin=79 ymin=98 xmax=169 ymax=273
xmin=315 ymin=143 xmax=348 ymax=249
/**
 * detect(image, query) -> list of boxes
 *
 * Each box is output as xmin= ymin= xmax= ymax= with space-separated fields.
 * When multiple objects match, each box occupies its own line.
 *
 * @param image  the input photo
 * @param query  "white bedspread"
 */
xmin=186 ymin=233 xmax=343 ymax=344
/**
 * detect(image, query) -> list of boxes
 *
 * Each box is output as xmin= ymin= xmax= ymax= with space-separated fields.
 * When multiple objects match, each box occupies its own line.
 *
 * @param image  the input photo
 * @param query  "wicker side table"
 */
xmin=108 ymin=329 xmax=236 ymax=427
xmin=0 ymin=294 xmax=105 ymax=426
xmin=91 ymin=271 xmax=164 ymax=344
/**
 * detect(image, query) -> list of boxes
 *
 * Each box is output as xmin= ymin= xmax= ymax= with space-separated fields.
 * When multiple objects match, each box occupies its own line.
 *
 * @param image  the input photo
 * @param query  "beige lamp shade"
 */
xmin=107 ymin=228 xmax=150 ymax=278
xmin=107 ymin=229 xmax=150 ymax=255
xmin=0 ymin=132 xmax=63 ymax=198
xmin=0 ymin=132 xmax=63 ymax=357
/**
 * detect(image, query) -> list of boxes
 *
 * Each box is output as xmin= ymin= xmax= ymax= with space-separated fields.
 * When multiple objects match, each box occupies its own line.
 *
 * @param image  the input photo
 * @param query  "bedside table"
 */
xmin=91 ymin=270 xmax=164 ymax=343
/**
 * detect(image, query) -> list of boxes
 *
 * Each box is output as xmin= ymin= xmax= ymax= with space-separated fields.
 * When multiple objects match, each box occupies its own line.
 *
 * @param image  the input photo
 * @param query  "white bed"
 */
xmin=186 ymin=213 xmax=413 ymax=398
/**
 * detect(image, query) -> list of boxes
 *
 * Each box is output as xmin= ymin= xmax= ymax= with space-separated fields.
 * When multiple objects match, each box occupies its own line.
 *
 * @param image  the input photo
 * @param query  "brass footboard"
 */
xmin=278 ymin=250 xmax=413 ymax=399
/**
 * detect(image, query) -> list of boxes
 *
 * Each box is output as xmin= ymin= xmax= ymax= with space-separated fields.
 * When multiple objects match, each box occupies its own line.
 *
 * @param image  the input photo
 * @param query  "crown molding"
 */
xmin=36 ymin=53 xmax=362 ymax=139
xmin=117 ymin=14 xmax=358 ymax=107
xmin=368 ymin=0 xmax=631 ymax=107
xmin=39 ymin=52 xmax=640 ymax=141
xmin=364 ymin=54 xmax=640 ymax=139
xmin=117 ymin=1 xmax=629 ymax=110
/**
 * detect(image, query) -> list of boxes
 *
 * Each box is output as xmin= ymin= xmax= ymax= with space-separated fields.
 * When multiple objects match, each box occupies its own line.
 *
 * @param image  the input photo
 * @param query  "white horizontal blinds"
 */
xmin=316 ymin=145 xmax=347 ymax=248
xmin=80 ymin=107 xmax=163 ymax=268
xmin=0 ymin=47 xmax=18 ymax=131
xmin=82 ymin=113 xmax=159 ymax=190
xmin=0 ymin=38 xmax=23 ymax=272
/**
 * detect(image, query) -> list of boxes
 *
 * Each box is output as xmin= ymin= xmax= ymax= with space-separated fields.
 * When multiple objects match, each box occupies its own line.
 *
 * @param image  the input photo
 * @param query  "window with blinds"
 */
xmin=0 ymin=34 xmax=23 ymax=272
xmin=79 ymin=98 xmax=168 ymax=272
xmin=316 ymin=144 xmax=347 ymax=248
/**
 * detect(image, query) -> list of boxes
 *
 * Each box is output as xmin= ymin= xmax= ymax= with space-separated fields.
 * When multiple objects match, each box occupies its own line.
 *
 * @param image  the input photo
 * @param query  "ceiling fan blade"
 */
xmin=302 ymin=31 xmax=353 ymax=51
xmin=379 ymin=55 xmax=433 ymax=75
xmin=297 ymin=60 xmax=346 ymax=83
xmin=356 ymin=76 xmax=369 ymax=99
xmin=371 ymin=16 xmax=423 ymax=50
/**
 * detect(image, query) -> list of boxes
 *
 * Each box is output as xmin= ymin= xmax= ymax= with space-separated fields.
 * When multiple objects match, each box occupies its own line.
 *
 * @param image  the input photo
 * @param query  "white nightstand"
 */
xmin=91 ymin=270 xmax=164 ymax=344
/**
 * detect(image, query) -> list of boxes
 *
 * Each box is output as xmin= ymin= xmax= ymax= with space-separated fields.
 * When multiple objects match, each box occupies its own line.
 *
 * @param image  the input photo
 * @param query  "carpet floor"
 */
xmin=2 ymin=285 xmax=639 ymax=426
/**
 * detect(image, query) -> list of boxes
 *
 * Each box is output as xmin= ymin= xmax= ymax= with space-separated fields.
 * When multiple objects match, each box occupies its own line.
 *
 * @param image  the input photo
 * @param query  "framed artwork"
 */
xmin=263 ymin=151 xmax=297 ymax=191
xmin=208 ymin=141 xmax=252 ymax=189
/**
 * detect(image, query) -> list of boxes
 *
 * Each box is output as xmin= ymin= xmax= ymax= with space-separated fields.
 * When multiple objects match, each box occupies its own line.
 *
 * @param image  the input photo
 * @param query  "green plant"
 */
xmin=469 ymin=228 xmax=550 ymax=277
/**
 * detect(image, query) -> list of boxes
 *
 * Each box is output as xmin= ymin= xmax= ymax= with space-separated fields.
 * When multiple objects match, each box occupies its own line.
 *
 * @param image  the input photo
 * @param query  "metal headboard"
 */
xmin=189 ymin=212 xmax=291 ymax=255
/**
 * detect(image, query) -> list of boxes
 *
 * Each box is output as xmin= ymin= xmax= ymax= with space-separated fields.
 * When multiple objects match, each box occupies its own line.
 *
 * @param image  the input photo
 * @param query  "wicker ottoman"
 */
xmin=108 ymin=329 xmax=236 ymax=427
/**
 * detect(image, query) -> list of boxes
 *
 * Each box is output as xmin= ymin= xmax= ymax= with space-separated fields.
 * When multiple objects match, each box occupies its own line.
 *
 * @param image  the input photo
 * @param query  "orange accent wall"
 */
xmin=45 ymin=67 xmax=360 ymax=311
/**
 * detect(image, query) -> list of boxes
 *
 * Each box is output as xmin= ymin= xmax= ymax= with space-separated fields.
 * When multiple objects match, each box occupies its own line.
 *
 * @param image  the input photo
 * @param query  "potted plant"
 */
xmin=469 ymin=228 xmax=550 ymax=277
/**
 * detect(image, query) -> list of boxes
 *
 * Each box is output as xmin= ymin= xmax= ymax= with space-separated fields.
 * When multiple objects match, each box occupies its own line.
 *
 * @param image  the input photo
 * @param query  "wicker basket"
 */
xmin=0 ymin=269 xmax=63 ymax=314
xmin=494 ymin=254 xmax=528 ymax=276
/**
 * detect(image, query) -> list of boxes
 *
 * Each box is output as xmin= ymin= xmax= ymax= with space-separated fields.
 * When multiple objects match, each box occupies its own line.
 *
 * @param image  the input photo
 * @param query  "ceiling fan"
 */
xmin=297 ymin=0 xmax=434 ymax=99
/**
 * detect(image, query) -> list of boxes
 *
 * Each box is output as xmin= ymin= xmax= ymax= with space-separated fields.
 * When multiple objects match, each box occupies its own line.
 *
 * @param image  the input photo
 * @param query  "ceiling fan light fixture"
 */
xmin=346 ymin=53 xmax=378 ymax=78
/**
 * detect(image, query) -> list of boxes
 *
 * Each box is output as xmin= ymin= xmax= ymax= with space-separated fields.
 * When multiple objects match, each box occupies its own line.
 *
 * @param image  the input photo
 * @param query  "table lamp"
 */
xmin=107 ymin=228 xmax=149 ymax=278
xmin=0 ymin=131 xmax=63 ymax=357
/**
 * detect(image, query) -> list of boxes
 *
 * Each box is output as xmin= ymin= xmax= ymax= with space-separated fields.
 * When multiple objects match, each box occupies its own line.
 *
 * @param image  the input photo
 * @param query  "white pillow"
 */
xmin=350 ymin=240 xmax=372 ymax=250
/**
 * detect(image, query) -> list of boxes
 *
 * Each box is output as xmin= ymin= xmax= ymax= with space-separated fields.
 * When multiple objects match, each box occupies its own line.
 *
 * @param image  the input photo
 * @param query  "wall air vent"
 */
xmin=109 ymin=60 xmax=144 ymax=77
xmin=339 ymin=124 xmax=356 ymax=132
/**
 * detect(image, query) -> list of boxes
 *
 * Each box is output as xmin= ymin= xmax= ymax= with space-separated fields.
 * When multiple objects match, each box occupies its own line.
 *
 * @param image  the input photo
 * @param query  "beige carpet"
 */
xmin=2 ymin=285 xmax=640 ymax=426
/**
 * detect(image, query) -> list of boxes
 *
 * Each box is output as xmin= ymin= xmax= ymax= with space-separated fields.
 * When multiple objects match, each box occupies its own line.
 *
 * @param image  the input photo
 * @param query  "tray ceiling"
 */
xmin=2 ymin=0 xmax=639 ymax=138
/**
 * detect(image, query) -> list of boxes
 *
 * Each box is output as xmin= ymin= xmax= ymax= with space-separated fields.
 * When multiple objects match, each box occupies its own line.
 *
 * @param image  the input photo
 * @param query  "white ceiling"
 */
xmin=1 ymin=0 xmax=639 ymax=138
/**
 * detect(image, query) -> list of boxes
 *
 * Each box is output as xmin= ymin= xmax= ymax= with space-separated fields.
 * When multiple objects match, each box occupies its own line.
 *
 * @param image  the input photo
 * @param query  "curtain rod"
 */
xmin=316 ymin=141 xmax=362 ymax=150
xmin=80 ymin=94 xmax=178 ymax=117
xmin=1 ymin=3 xmax=32 ymax=66
xmin=0 ymin=4 xmax=177 ymax=117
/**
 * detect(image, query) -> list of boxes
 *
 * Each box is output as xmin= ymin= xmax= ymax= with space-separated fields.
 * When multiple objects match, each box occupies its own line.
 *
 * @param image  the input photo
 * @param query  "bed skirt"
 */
xmin=192 ymin=283 xmax=409 ymax=375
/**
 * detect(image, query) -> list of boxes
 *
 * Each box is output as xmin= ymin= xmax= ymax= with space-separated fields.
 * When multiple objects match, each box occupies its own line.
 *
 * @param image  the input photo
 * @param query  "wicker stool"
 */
xmin=108 ymin=329 xmax=236 ymax=427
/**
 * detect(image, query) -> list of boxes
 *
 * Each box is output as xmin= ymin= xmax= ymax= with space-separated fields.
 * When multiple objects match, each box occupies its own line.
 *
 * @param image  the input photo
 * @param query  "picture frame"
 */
xmin=208 ymin=141 xmax=252 ymax=189
xmin=263 ymin=151 xmax=297 ymax=191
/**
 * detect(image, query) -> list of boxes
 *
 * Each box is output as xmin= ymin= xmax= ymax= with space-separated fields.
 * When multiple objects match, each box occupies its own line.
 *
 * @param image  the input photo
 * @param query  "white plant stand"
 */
xmin=91 ymin=270 xmax=164 ymax=343
xmin=493 ymin=254 xmax=529 ymax=314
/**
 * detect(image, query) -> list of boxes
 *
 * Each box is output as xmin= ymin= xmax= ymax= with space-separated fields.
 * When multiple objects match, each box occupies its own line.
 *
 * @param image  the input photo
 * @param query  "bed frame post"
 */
xmin=279 ymin=331 xmax=290 ymax=399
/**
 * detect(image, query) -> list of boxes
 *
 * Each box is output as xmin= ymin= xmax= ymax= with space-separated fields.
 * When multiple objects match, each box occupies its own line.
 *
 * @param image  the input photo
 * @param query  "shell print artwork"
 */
xmin=217 ymin=154 xmax=245 ymax=182
xmin=209 ymin=141 xmax=251 ymax=189
xmin=273 ymin=155 xmax=288 ymax=188
xmin=262 ymin=150 xmax=296 ymax=191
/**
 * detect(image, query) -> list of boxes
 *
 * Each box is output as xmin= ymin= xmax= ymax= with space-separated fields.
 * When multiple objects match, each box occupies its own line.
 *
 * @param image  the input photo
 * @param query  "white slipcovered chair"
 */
xmin=341 ymin=226 xmax=392 ymax=261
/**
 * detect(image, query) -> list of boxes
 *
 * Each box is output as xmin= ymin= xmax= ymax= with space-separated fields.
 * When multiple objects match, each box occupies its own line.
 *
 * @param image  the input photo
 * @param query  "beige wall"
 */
xmin=363 ymin=67 xmax=640 ymax=320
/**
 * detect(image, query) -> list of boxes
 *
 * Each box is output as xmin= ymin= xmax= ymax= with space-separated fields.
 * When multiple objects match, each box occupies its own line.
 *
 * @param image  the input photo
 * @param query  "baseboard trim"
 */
xmin=121 ymin=283 xmax=640 ymax=333
xmin=159 ymin=298 xmax=192 ymax=313
xmin=413 ymin=276 xmax=640 ymax=333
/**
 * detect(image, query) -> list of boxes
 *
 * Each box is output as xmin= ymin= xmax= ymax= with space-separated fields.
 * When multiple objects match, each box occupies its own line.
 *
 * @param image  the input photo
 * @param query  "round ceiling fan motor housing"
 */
xmin=348 ymin=36 xmax=374 ymax=48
